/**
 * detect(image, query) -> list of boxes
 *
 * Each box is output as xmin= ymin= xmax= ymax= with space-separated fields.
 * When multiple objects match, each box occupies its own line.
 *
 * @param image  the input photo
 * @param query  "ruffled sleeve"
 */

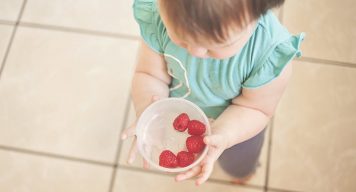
xmin=133 ymin=0 xmax=164 ymax=53
xmin=242 ymin=33 xmax=305 ymax=88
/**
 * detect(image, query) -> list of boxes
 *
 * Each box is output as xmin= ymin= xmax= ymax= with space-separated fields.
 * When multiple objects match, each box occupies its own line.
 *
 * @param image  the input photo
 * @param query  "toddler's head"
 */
xmin=158 ymin=0 xmax=284 ymax=59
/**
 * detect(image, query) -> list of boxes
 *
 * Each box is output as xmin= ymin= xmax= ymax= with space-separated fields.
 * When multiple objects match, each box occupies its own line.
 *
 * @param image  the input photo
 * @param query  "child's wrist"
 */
xmin=209 ymin=123 xmax=233 ymax=149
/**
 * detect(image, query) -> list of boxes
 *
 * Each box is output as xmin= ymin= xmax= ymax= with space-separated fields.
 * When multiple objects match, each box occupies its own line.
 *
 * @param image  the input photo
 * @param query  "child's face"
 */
xmin=160 ymin=10 xmax=256 ymax=59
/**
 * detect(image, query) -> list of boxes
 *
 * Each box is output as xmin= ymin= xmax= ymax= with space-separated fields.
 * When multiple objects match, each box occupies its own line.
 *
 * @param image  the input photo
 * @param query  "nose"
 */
xmin=186 ymin=45 xmax=208 ymax=58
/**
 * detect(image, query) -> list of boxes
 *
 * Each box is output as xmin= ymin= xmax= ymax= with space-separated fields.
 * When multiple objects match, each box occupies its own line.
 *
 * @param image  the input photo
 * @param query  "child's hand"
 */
xmin=175 ymin=124 xmax=229 ymax=185
xmin=120 ymin=95 xmax=162 ymax=169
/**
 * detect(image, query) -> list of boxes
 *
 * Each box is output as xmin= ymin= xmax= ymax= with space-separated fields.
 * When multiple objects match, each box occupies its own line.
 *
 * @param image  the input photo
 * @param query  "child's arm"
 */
xmin=214 ymin=63 xmax=293 ymax=148
xmin=121 ymin=40 xmax=171 ymax=164
xmin=176 ymin=64 xmax=293 ymax=185
xmin=131 ymin=41 xmax=171 ymax=116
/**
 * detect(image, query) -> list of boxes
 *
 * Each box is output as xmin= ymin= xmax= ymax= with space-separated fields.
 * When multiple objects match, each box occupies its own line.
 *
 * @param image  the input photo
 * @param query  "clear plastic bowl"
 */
xmin=136 ymin=98 xmax=211 ymax=173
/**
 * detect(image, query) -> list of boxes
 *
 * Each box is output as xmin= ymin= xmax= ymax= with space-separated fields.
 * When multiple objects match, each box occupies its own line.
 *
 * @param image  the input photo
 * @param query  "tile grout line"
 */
xmin=0 ymin=19 xmax=16 ymax=26
xmin=208 ymin=178 xmax=263 ymax=191
xmin=297 ymin=57 xmax=356 ymax=68
xmin=0 ymin=26 xmax=15 ymax=78
xmin=0 ymin=0 xmax=27 ymax=80
xmin=19 ymin=21 xmax=140 ymax=41
xmin=16 ymin=0 xmax=27 ymax=23
xmin=0 ymin=18 xmax=140 ymax=41
xmin=118 ymin=165 xmax=266 ymax=191
xmin=0 ymin=145 xmax=113 ymax=167
xmin=264 ymin=117 xmax=274 ymax=192
xmin=267 ymin=187 xmax=304 ymax=192
xmin=108 ymin=94 xmax=132 ymax=192
xmin=3 ymin=21 xmax=356 ymax=69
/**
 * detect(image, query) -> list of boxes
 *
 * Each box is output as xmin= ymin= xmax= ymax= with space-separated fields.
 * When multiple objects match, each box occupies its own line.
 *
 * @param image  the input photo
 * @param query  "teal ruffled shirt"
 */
xmin=133 ymin=0 xmax=304 ymax=119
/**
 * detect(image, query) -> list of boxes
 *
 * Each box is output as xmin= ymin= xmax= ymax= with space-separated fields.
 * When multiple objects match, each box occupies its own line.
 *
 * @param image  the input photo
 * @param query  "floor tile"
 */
xmin=113 ymin=168 xmax=263 ymax=192
xmin=0 ymin=150 xmax=112 ymax=192
xmin=269 ymin=61 xmax=356 ymax=191
xmin=283 ymin=0 xmax=356 ymax=64
xmin=0 ymin=0 xmax=23 ymax=22
xmin=21 ymin=0 xmax=139 ymax=36
xmin=0 ymin=25 xmax=13 ymax=64
xmin=0 ymin=26 xmax=139 ymax=163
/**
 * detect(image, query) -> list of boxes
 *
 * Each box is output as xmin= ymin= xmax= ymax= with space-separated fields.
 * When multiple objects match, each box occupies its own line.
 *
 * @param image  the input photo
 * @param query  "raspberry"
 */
xmin=173 ymin=113 xmax=190 ymax=132
xmin=159 ymin=150 xmax=178 ymax=168
xmin=186 ymin=135 xmax=206 ymax=154
xmin=187 ymin=120 xmax=206 ymax=136
xmin=177 ymin=151 xmax=195 ymax=167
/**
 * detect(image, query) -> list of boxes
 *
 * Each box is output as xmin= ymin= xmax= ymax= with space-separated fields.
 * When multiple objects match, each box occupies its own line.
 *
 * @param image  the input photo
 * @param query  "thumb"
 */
xmin=121 ymin=121 xmax=137 ymax=140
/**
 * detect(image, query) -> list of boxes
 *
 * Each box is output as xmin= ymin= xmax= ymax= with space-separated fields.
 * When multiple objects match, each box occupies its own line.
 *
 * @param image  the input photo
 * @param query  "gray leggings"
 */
xmin=218 ymin=128 xmax=266 ymax=178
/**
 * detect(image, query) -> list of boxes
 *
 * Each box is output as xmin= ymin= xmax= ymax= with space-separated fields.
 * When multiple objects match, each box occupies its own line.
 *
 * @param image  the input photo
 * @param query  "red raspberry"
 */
xmin=177 ymin=151 xmax=195 ymax=167
xmin=186 ymin=135 xmax=206 ymax=154
xmin=187 ymin=120 xmax=206 ymax=136
xmin=173 ymin=113 xmax=190 ymax=132
xmin=159 ymin=150 xmax=178 ymax=168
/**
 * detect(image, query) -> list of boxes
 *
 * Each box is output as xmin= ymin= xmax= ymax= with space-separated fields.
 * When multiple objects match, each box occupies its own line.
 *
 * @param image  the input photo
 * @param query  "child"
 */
xmin=121 ymin=0 xmax=304 ymax=186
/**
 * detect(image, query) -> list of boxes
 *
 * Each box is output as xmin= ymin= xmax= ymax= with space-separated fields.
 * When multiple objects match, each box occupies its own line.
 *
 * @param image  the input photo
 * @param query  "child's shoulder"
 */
xmin=133 ymin=0 xmax=159 ymax=21
xmin=241 ymin=11 xmax=304 ymax=88
xmin=256 ymin=11 xmax=291 ymax=43
xmin=133 ymin=0 xmax=167 ymax=53
xmin=133 ymin=0 xmax=158 ymax=15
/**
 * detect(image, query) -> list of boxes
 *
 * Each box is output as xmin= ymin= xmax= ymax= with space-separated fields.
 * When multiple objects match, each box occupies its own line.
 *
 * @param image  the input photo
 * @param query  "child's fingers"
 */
xmin=175 ymin=166 xmax=201 ymax=181
xmin=127 ymin=137 xmax=138 ymax=164
xmin=121 ymin=121 xmax=137 ymax=140
xmin=123 ymin=96 xmax=164 ymax=166
xmin=175 ymin=166 xmax=200 ymax=181
xmin=196 ymin=150 xmax=219 ymax=185
xmin=196 ymin=162 xmax=214 ymax=185
xmin=143 ymin=159 xmax=150 ymax=169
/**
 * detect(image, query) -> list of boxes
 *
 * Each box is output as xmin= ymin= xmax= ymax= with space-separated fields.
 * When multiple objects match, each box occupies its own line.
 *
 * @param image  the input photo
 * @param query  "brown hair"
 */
xmin=159 ymin=0 xmax=284 ymax=43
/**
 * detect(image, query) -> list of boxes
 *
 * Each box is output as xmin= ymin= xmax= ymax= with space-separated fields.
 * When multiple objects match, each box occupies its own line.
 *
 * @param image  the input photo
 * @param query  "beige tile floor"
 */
xmin=0 ymin=0 xmax=355 ymax=192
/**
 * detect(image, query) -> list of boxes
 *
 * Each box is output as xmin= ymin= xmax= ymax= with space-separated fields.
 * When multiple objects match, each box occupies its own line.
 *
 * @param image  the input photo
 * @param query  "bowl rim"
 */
xmin=135 ymin=97 xmax=211 ymax=172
